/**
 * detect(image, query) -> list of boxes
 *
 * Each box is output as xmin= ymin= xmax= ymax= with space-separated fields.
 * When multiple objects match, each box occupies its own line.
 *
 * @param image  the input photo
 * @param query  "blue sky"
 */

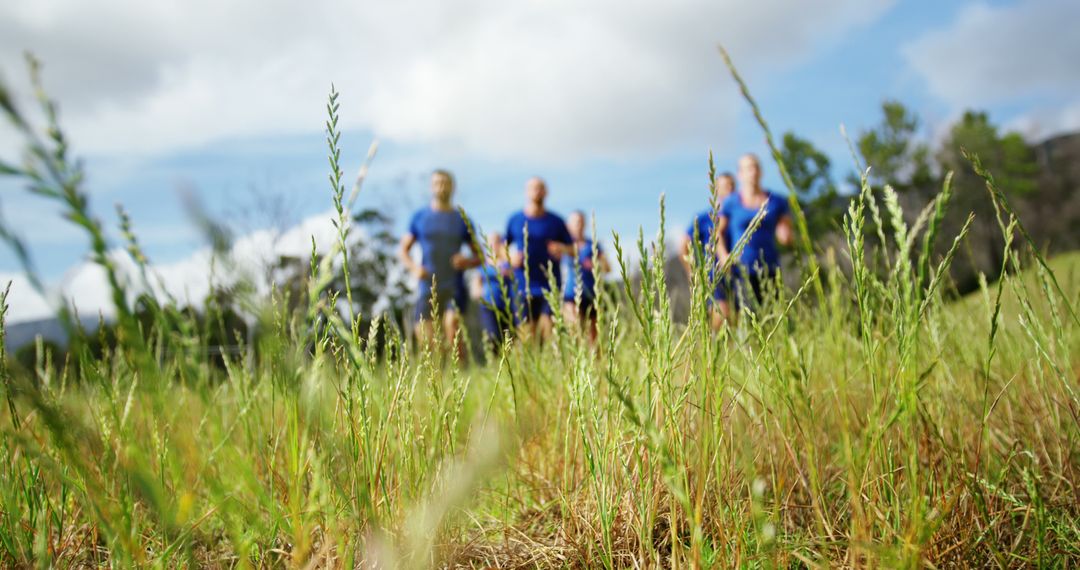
xmin=2 ymin=0 xmax=1078 ymax=322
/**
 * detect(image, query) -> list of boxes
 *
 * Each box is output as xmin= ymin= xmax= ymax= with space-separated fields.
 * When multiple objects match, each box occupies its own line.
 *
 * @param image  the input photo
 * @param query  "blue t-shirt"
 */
xmin=505 ymin=210 xmax=572 ymax=297
xmin=686 ymin=208 xmax=731 ymax=259
xmin=479 ymin=261 xmax=514 ymax=309
xmin=720 ymin=191 xmax=790 ymax=274
xmin=563 ymin=239 xmax=600 ymax=301
xmin=407 ymin=206 xmax=471 ymax=293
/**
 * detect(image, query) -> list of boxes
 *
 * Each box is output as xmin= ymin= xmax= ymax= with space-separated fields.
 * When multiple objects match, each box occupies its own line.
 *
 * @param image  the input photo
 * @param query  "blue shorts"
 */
xmin=414 ymin=284 xmax=468 ymax=323
xmin=730 ymin=270 xmax=773 ymax=311
xmin=478 ymin=302 xmax=515 ymax=342
xmin=563 ymin=295 xmax=597 ymax=319
xmin=707 ymin=272 xmax=734 ymax=304
xmin=517 ymin=294 xmax=553 ymax=322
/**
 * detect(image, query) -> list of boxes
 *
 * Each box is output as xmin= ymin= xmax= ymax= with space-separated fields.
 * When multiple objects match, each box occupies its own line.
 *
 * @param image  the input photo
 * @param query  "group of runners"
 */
xmin=398 ymin=152 xmax=793 ymax=355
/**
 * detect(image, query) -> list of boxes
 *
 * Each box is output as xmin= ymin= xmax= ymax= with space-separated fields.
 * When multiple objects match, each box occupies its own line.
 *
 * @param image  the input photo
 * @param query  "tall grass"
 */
xmin=0 ymin=53 xmax=1078 ymax=568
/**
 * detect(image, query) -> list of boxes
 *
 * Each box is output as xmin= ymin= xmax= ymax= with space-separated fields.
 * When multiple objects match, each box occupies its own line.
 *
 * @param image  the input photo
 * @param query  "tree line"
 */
xmin=778 ymin=101 xmax=1068 ymax=296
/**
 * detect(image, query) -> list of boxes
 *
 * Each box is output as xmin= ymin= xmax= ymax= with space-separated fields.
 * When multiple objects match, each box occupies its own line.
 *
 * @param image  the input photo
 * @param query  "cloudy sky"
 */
xmin=1 ymin=0 xmax=1077 ymax=323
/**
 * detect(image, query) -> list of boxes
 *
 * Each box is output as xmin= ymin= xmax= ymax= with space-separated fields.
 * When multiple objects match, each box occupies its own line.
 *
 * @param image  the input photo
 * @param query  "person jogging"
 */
xmin=714 ymin=154 xmax=794 ymax=313
xmin=680 ymin=172 xmax=736 ymax=329
xmin=474 ymin=231 xmax=516 ymax=348
xmin=562 ymin=210 xmax=609 ymax=344
xmin=504 ymin=177 xmax=573 ymax=343
xmin=398 ymin=169 xmax=481 ymax=357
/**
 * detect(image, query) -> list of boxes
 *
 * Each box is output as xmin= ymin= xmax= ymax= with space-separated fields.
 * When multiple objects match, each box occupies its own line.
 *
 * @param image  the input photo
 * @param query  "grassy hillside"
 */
xmin=1 ymin=203 xmax=1078 ymax=567
xmin=951 ymin=250 xmax=1080 ymax=316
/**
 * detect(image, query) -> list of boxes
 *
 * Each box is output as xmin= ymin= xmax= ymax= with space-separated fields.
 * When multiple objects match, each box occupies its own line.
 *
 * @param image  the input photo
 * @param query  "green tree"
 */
xmin=780 ymin=131 xmax=842 ymax=237
xmin=939 ymin=110 xmax=1038 ymax=196
xmin=782 ymin=132 xmax=834 ymax=198
xmin=855 ymin=100 xmax=934 ymax=192
xmin=341 ymin=208 xmax=410 ymax=317
xmin=937 ymin=110 xmax=1040 ymax=292
xmin=272 ymin=206 xmax=409 ymax=347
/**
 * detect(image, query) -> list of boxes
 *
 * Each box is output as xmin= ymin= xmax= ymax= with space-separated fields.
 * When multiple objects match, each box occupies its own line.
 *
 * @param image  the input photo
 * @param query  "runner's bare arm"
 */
xmin=714 ymin=216 xmax=731 ymax=263
xmin=452 ymin=241 xmax=484 ymax=270
xmin=398 ymin=233 xmax=428 ymax=279
xmin=776 ymin=215 xmax=794 ymax=247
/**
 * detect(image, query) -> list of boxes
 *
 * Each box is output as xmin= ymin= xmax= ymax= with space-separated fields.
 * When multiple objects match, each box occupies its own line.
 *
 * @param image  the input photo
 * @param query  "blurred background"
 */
xmin=2 ymin=0 xmax=1078 ymax=350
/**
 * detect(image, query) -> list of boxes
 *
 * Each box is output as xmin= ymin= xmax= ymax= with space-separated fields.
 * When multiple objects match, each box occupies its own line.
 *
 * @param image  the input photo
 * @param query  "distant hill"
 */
xmin=950 ymin=250 xmax=1080 ymax=317
xmin=924 ymin=130 xmax=1080 ymax=294
xmin=1029 ymin=132 xmax=1080 ymax=252
xmin=4 ymin=315 xmax=109 ymax=354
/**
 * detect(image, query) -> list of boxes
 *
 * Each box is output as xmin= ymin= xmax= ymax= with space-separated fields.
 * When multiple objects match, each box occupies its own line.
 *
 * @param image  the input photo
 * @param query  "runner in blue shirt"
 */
xmin=398 ymin=169 xmax=481 ymax=357
xmin=504 ymin=177 xmax=573 ymax=342
xmin=473 ymin=231 xmax=517 ymax=348
xmin=562 ymin=210 xmax=609 ymax=344
xmin=679 ymin=172 xmax=735 ymax=329
xmin=714 ymin=154 xmax=794 ymax=313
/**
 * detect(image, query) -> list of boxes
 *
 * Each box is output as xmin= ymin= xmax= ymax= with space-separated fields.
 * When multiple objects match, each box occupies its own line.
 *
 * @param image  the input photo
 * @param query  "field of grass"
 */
xmin=1 ymin=58 xmax=1078 ymax=568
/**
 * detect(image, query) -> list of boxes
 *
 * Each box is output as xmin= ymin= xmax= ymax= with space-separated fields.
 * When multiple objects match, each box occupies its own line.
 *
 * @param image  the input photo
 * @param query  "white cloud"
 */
xmin=1 ymin=208 xmax=352 ymax=324
xmin=1 ymin=273 xmax=54 ymax=323
xmin=1005 ymin=100 xmax=1080 ymax=141
xmin=903 ymin=0 xmax=1080 ymax=140
xmin=1 ymin=0 xmax=895 ymax=163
